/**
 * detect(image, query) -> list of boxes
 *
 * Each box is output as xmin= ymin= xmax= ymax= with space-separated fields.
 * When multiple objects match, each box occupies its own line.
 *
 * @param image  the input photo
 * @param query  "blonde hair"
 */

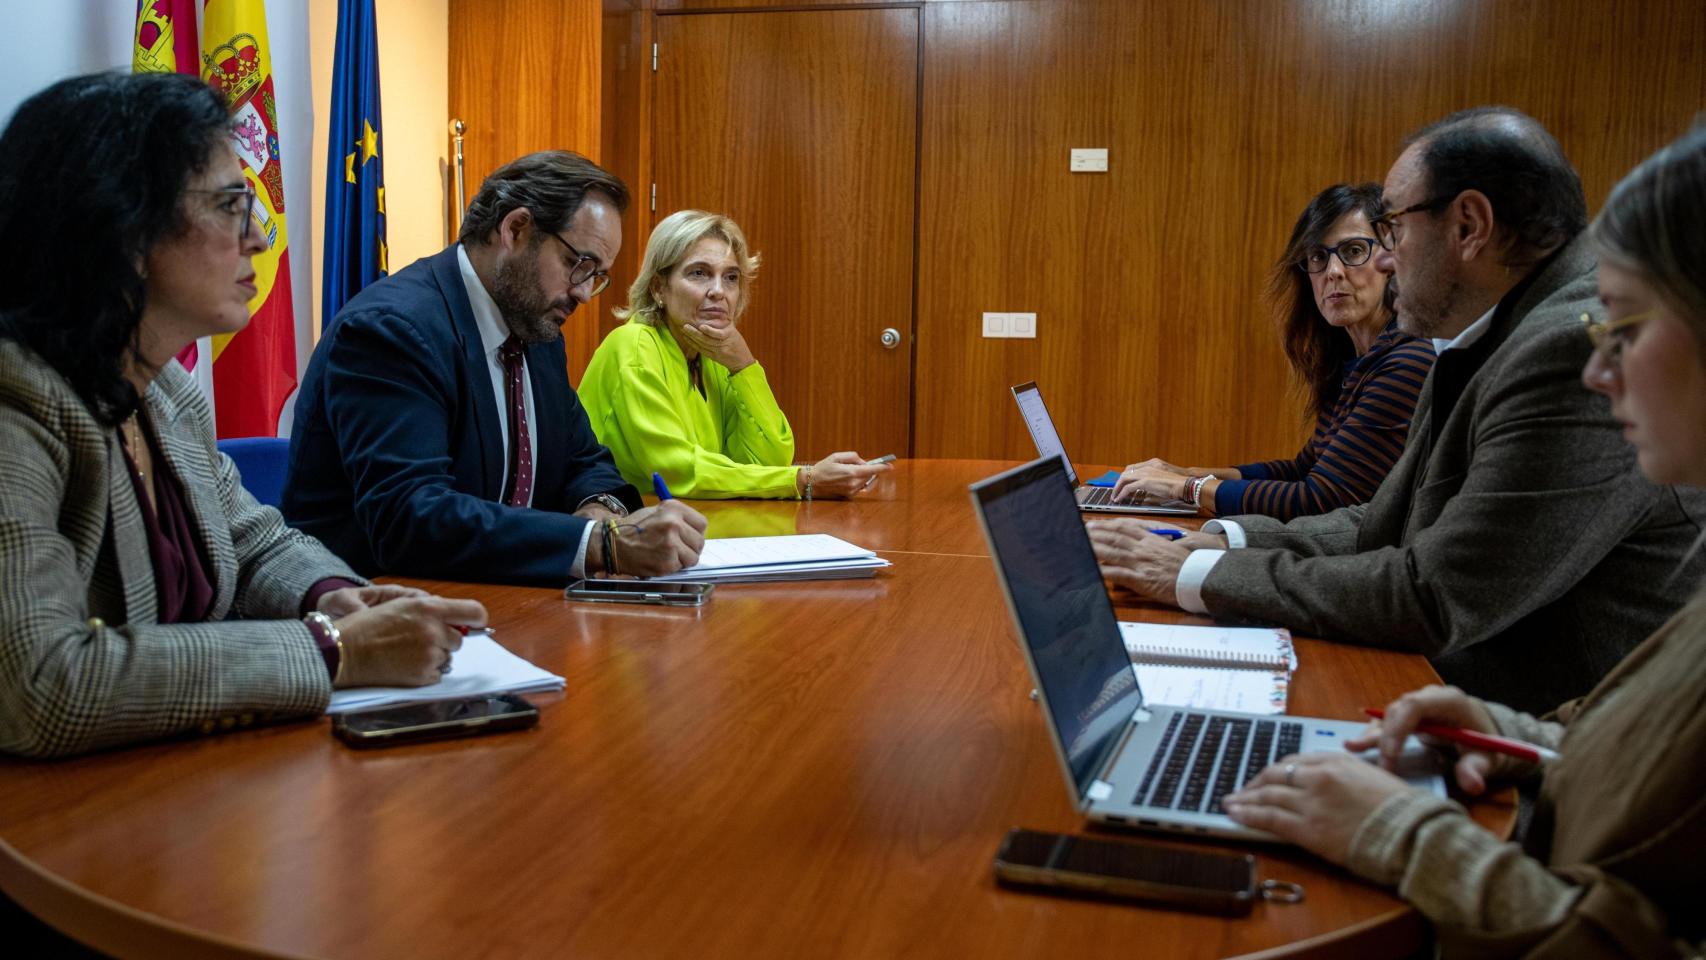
xmin=614 ymin=210 xmax=762 ymax=326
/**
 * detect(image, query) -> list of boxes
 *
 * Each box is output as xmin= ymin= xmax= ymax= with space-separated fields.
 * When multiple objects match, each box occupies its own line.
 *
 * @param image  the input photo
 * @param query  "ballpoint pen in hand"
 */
xmin=652 ymin=472 xmax=673 ymax=501
xmin=1364 ymin=708 xmax=1558 ymax=765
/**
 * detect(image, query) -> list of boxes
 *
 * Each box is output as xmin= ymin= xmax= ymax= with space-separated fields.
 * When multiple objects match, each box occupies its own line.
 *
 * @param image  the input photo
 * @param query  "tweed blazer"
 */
xmin=0 ymin=339 xmax=359 ymax=758
xmin=1202 ymin=236 xmax=1706 ymax=712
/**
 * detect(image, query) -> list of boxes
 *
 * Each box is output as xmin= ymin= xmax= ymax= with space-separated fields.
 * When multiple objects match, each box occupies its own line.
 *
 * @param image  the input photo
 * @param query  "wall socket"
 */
xmin=1070 ymin=148 xmax=1109 ymax=173
xmin=983 ymin=312 xmax=1037 ymax=339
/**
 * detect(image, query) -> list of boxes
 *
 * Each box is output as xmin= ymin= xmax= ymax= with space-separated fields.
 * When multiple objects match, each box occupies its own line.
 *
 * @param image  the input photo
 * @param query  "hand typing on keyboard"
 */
xmin=1221 ymin=751 xmax=1419 ymax=865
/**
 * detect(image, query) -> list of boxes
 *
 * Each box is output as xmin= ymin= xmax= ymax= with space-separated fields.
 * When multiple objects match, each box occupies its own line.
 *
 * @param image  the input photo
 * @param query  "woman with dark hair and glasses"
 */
xmin=0 ymin=71 xmax=485 ymax=759
xmin=1113 ymin=183 xmax=1436 ymax=519
xmin=1222 ymin=126 xmax=1706 ymax=957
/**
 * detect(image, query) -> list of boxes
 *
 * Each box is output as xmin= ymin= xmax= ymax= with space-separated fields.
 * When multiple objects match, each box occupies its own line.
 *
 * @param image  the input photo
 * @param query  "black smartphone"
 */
xmin=331 ymin=694 xmax=540 ymax=748
xmin=992 ymin=829 xmax=1257 ymax=916
xmin=564 ymin=579 xmax=713 ymax=605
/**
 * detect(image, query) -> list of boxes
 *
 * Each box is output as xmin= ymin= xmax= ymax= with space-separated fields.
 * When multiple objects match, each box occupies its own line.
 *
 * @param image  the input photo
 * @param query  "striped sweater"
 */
xmin=1216 ymin=321 xmax=1435 ymax=520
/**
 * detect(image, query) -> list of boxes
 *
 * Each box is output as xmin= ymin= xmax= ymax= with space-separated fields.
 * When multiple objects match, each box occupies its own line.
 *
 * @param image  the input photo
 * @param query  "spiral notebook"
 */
xmin=1116 ymin=622 xmax=1296 ymax=715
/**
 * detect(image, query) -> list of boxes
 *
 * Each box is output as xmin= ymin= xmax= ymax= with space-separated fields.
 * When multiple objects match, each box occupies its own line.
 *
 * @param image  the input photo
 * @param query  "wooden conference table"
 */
xmin=0 ymin=460 xmax=1514 ymax=959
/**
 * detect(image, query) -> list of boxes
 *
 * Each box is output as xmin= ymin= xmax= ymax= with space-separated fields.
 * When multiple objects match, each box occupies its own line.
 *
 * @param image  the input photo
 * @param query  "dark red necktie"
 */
xmin=498 ymin=336 xmax=533 ymax=507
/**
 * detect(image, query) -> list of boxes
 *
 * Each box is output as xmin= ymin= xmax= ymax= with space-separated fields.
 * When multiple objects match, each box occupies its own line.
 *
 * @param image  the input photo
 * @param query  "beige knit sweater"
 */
xmin=1344 ymin=586 xmax=1706 ymax=958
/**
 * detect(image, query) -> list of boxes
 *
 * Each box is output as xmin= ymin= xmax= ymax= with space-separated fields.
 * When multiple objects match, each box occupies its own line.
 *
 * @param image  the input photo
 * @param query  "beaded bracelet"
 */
xmin=303 ymin=611 xmax=344 ymax=685
xmin=1186 ymin=475 xmax=1208 ymax=509
xmin=802 ymin=466 xmax=814 ymax=501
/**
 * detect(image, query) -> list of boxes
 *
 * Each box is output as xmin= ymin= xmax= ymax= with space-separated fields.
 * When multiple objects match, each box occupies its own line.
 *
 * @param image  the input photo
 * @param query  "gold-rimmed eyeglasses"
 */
xmin=544 ymin=231 xmax=611 ymax=298
xmin=1584 ymin=309 xmax=1656 ymax=368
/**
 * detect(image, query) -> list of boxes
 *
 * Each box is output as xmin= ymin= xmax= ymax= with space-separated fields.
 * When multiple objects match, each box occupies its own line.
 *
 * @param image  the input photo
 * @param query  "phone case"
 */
xmin=332 ymin=697 xmax=539 ymax=749
xmin=993 ymin=830 xmax=1257 ymax=916
xmin=563 ymin=580 xmax=712 ymax=606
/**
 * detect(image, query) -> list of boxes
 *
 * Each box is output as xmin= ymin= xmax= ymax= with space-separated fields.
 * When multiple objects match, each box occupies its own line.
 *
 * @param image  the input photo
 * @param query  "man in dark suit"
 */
xmin=284 ymin=151 xmax=706 ymax=586
xmin=1091 ymin=108 xmax=1706 ymax=712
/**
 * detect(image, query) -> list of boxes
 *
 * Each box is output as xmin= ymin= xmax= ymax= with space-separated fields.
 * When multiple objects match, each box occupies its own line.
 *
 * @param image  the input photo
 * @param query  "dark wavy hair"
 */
xmin=1592 ymin=124 xmax=1706 ymax=352
xmin=457 ymin=150 xmax=629 ymax=246
xmin=1267 ymin=182 xmax=1394 ymax=420
xmin=0 ymin=71 xmax=232 ymax=427
xmin=1405 ymin=106 xmax=1588 ymax=267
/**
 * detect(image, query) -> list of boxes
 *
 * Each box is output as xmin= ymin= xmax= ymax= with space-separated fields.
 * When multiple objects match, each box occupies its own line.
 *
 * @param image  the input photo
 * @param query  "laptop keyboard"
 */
xmin=1133 ymin=713 xmax=1303 ymax=815
xmin=1077 ymin=485 xmax=1115 ymax=506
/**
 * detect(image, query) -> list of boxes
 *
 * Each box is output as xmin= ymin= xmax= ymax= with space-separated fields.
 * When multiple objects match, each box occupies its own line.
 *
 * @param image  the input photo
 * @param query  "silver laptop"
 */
xmin=970 ymin=456 xmax=1443 ymax=842
xmin=1010 ymin=380 xmax=1196 ymax=515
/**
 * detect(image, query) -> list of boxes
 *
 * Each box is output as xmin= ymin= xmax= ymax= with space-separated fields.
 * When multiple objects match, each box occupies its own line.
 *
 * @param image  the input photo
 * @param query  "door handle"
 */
xmin=880 ymin=328 xmax=901 ymax=349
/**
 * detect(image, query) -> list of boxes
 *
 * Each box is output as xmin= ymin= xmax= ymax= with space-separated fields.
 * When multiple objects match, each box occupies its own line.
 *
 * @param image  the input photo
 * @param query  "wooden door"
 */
xmin=653 ymin=8 xmax=918 ymax=459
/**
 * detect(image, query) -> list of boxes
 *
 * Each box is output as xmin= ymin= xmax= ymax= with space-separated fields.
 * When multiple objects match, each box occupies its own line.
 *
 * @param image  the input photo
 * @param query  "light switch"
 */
xmin=1070 ymin=148 xmax=1109 ymax=173
xmin=982 ymin=312 xmax=1008 ymax=338
xmin=1010 ymin=313 xmax=1036 ymax=338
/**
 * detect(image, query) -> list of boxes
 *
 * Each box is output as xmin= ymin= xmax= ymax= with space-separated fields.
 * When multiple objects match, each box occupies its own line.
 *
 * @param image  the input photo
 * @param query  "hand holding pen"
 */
xmin=1348 ymin=686 xmax=1553 ymax=796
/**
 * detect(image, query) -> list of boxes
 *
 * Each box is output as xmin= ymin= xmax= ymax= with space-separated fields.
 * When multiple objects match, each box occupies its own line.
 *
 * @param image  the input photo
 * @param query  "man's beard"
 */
xmin=1393 ymin=250 xmax=1463 ymax=340
xmin=490 ymin=250 xmax=576 ymax=344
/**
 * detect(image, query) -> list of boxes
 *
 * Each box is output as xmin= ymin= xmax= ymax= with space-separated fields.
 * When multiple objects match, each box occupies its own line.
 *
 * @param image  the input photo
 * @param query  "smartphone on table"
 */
xmin=993 ymin=828 xmax=1257 ymax=916
xmin=332 ymin=694 xmax=539 ymax=748
xmin=564 ymin=579 xmax=713 ymax=605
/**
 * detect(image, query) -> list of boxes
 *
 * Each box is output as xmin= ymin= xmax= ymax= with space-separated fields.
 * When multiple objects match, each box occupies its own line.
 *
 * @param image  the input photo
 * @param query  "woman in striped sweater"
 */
xmin=1113 ymin=183 xmax=1437 ymax=520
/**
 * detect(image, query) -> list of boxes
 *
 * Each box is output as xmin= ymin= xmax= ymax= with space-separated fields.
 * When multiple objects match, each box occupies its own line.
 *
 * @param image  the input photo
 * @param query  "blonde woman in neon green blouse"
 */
xmin=580 ymin=210 xmax=890 ymax=499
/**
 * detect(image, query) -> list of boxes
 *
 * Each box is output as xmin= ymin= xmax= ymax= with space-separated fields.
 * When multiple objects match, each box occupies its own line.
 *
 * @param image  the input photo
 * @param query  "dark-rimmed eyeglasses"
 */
xmin=1296 ymin=236 xmax=1378 ymax=274
xmin=544 ymin=231 xmax=611 ymax=298
xmin=1371 ymin=194 xmax=1457 ymax=249
xmin=1584 ymin=309 xmax=1655 ymax=369
xmin=186 ymin=183 xmax=261 ymax=244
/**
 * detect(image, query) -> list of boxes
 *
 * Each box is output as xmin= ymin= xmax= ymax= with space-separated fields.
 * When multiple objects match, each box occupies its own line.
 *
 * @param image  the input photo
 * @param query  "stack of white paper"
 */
xmin=326 ymin=635 xmax=565 ymax=715
xmin=647 ymin=534 xmax=890 ymax=583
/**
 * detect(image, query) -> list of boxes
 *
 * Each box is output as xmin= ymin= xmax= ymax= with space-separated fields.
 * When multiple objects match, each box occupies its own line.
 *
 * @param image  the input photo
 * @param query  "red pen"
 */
xmin=452 ymin=625 xmax=495 ymax=638
xmin=1365 ymin=708 xmax=1558 ymax=765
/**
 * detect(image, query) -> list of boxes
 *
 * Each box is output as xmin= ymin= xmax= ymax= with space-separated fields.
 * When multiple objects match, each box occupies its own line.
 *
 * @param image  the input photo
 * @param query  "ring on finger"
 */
xmin=1284 ymin=762 xmax=1298 ymax=787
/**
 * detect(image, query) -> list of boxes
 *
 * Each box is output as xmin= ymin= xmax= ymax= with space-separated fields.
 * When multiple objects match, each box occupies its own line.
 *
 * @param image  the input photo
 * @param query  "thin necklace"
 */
xmin=122 ymin=413 xmax=147 ymax=483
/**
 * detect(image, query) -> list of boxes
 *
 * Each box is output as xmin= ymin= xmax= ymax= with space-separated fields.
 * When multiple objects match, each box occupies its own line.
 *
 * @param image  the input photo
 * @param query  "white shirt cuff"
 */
xmin=1175 ymin=548 xmax=1225 ymax=615
xmin=569 ymin=521 xmax=595 ymax=580
xmin=1202 ymin=518 xmax=1247 ymax=549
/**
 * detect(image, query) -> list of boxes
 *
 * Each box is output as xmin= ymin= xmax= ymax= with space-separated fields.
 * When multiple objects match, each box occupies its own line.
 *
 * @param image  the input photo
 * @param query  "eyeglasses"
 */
xmin=1297 ymin=236 xmax=1378 ymax=274
xmin=543 ymin=231 xmax=611 ymax=298
xmin=1584 ymin=309 xmax=1655 ymax=368
xmin=1371 ymin=194 xmax=1457 ymax=250
xmin=186 ymin=184 xmax=262 ymax=244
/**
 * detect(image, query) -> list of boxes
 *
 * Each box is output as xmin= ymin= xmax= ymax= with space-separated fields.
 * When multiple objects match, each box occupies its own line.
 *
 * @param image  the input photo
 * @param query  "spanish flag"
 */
xmin=134 ymin=1 xmax=207 ymax=382
xmin=201 ymin=0 xmax=297 ymax=439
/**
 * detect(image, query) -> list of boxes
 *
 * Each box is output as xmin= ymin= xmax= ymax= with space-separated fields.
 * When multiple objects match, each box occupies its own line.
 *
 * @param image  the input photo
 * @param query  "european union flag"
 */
xmin=322 ymin=0 xmax=386 ymax=321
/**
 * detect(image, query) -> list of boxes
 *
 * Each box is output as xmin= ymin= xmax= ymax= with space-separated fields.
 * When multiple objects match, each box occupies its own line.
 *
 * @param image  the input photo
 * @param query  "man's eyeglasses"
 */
xmin=1584 ymin=309 xmax=1655 ymax=368
xmin=1371 ymin=194 xmax=1457 ymax=250
xmin=544 ymin=231 xmax=611 ymax=298
xmin=1297 ymin=236 xmax=1378 ymax=274
xmin=186 ymin=184 xmax=262 ymax=244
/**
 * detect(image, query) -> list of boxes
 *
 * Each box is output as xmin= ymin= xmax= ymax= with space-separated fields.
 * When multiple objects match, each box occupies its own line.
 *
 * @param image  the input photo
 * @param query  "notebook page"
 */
xmin=327 ymin=635 xmax=565 ymax=715
xmin=675 ymin=534 xmax=877 ymax=572
xmin=1133 ymin=663 xmax=1289 ymax=715
xmin=1118 ymin=621 xmax=1297 ymax=672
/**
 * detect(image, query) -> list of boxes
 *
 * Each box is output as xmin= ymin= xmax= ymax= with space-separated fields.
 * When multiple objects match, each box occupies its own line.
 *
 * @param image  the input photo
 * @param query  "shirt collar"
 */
xmin=457 ymin=244 xmax=511 ymax=356
xmin=1433 ymin=305 xmax=1495 ymax=354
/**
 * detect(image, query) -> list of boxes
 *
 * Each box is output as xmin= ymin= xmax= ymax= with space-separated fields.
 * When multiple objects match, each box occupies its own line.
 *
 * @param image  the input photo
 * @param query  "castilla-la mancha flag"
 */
xmin=201 ymin=0 xmax=297 ymax=439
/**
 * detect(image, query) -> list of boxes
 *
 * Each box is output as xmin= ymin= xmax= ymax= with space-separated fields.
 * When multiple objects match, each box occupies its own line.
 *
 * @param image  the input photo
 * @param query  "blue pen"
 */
xmin=652 ymin=472 xmax=673 ymax=501
xmin=1148 ymin=528 xmax=1186 ymax=540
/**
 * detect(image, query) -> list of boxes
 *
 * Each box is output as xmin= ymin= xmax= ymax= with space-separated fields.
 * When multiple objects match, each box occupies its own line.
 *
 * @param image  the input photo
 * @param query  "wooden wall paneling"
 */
xmin=915 ymin=0 xmax=1706 ymax=468
xmin=449 ymin=0 xmax=608 ymax=374
xmin=601 ymin=0 xmax=654 ymax=349
xmin=652 ymin=7 xmax=920 ymax=458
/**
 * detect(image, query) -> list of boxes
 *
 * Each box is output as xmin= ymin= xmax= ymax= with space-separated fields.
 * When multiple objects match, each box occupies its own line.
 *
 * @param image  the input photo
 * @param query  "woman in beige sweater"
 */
xmin=1223 ymin=128 xmax=1706 ymax=958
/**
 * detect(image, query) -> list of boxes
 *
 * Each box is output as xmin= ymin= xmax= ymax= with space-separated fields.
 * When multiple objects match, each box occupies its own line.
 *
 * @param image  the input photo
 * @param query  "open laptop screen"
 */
xmin=1010 ymin=381 xmax=1079 ymax=485
xmin=971 ymin=457 xmax=1140 ymax=797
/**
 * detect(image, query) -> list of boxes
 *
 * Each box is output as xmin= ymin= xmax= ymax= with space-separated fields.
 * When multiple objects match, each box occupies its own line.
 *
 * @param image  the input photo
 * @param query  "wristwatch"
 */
xmin=586 ymin=493 xmax=629 ymax=517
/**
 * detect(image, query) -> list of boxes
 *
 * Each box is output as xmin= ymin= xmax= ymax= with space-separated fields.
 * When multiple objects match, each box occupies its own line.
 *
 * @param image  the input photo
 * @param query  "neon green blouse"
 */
xmin=579 ymin=320 xmax=800 ymax=499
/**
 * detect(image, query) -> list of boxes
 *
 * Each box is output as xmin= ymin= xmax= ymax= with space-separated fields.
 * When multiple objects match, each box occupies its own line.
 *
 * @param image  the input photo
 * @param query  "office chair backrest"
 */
xmin=217 ymin=437 xmax=290 ymax=509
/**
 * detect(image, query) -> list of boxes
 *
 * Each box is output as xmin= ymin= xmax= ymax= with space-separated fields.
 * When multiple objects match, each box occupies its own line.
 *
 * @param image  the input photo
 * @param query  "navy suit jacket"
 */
xmin=283 ymin=246 xmax=641 ymax=585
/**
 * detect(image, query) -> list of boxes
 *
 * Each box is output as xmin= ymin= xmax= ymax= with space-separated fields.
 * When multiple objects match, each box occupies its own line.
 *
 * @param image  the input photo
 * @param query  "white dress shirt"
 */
xmin=1172 ymin=306 xmax=1497 ymax=614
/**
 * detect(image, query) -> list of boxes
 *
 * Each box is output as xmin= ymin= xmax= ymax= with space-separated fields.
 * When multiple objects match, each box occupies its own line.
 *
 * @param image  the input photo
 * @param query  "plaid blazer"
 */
xmin=0 ymin=339 xmax=360 ymax=758
xmin=1202 ymin=235 xmax=1706 ymax=713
